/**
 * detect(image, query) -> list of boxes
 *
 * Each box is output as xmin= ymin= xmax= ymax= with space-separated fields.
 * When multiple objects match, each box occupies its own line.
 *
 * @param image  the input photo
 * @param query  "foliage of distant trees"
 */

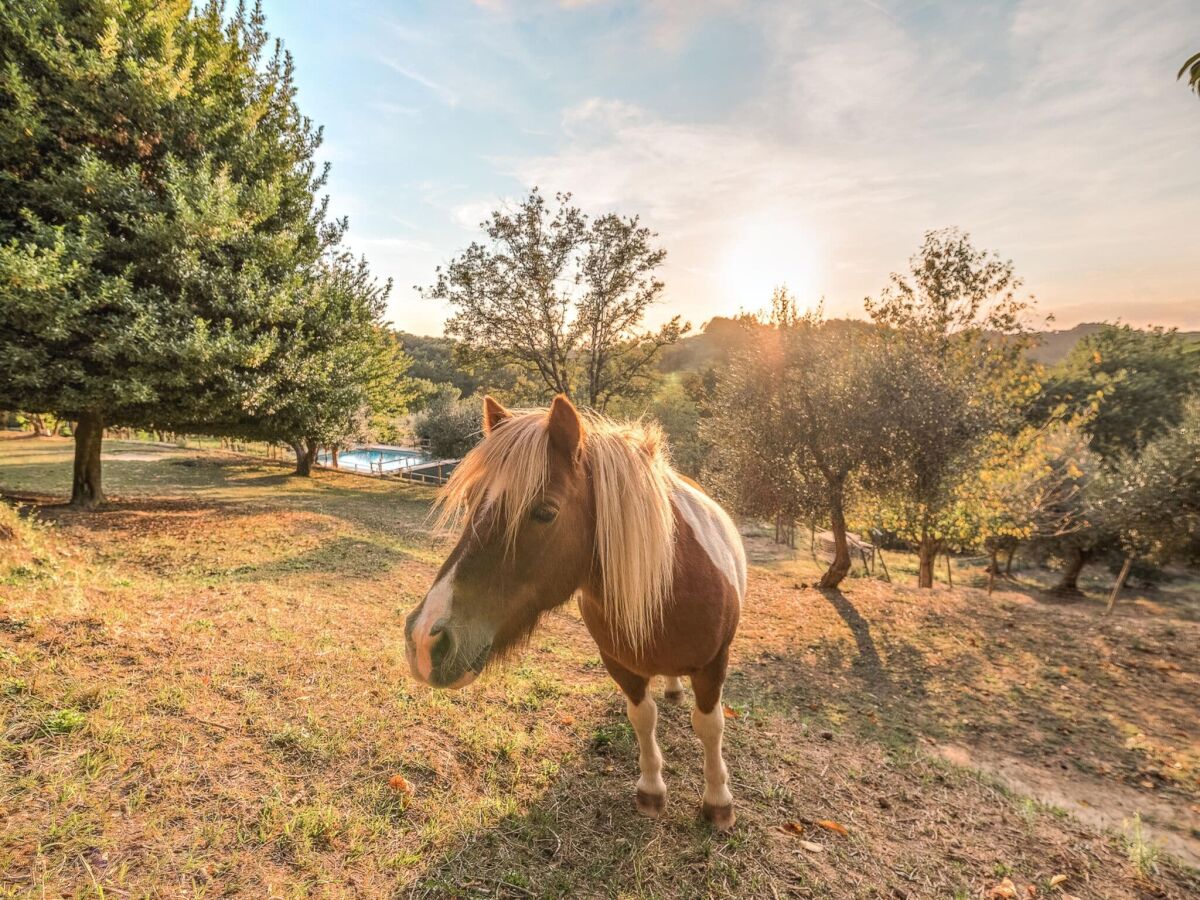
xmin=424 ymin=189 xmax=686 ymax=411
xmin=703 ymin=225 xmax=1198 ymax=599
xmin=0 ymin=1 xmax=413 ymax=497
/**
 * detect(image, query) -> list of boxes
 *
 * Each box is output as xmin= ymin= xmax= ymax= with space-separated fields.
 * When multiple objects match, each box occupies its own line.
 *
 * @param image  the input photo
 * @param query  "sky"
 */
xmin=260 ymin=0 xmax=1200 ymax=336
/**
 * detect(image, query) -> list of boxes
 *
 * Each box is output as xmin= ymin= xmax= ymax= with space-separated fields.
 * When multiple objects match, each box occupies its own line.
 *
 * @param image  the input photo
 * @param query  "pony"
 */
xmin=404 ymin=395 xmax=746 ymax=829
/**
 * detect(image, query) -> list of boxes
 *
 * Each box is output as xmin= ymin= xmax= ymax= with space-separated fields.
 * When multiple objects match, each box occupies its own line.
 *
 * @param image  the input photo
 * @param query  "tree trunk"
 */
xmin=291 ymin=439 xmax=318 ymax=477
xmin=70 ymin=411 xmax=105 ymax=508
xmin=945 ymin=552 xmax=953 ymax=587
xmin=29 ymin=413 xmax=49 ymax=437
xmin=1004 ymin=544 xmax=1016 ymax=577
xmin=1105 ymin=556 xmax=1134 ymax=615
xmin=1051 ymin=546 xmax=1089 ymax=597
xmin=987 ymin=547 xmax=998 ymax=597
xmin=817 ymin=483 xmax=851 ymax=589
xmin=917 ymin=536 xmax=938 ymax=589
xmin=331 ymin=446 xmax=340 ymax=469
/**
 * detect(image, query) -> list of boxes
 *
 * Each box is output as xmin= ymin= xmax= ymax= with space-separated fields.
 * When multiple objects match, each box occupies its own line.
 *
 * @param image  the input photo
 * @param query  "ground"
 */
xmin=1 ymin=433 xmax=1198 ymax=899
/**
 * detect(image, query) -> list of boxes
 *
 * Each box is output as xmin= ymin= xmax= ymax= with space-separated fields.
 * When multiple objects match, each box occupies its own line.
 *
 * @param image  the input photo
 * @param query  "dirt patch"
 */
xmin=933 ymin=741 xmax=1200 ymax=868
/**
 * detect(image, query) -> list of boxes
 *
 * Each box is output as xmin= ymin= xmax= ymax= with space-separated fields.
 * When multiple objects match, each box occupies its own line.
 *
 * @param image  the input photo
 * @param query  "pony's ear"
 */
xmin=482 ymin=396 xmax=512 ymax=434
xmin=547 ymin=394 xmax=583 ymax=460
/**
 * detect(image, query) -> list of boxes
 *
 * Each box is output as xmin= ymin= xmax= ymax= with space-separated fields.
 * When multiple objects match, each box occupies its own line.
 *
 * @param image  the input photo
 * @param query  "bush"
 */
xmin=412 ymin=387 xmax=482 ymax=459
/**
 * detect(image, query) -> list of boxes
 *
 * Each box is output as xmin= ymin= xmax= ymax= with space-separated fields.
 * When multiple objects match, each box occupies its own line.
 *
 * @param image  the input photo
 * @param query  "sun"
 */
xmin=718 ymin=213 xmax=822 ymax=313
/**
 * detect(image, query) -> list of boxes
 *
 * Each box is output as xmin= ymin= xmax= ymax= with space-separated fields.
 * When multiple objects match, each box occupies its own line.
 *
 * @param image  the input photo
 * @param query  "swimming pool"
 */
xmin=317 ymin=446 xmax=430 ymax=474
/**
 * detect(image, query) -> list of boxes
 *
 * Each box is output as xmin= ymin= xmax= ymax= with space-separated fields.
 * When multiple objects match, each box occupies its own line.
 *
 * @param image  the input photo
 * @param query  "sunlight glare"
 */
xmin=719 ymin=214 xmax=822 ymax=314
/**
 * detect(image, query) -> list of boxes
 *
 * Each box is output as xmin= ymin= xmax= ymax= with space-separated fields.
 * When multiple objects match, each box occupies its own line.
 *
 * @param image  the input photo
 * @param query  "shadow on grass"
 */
xmin=226 ymin=535 xmax=418 ymax=582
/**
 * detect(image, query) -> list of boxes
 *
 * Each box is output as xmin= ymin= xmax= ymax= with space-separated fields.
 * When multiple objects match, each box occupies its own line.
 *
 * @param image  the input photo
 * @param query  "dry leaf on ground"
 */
xmin=815 ymin=819 xmax=849 ymax=836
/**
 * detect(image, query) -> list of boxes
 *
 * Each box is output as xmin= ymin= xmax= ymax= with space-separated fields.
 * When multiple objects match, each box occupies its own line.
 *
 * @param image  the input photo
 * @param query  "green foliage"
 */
xmin=425 ymin=188 xmax=686 ymax=410
xmin=1180 ymin=51 xmax=1200 ymax=98
xmin=0 ymin=1 xmax=331 ymax=426
xmin=412 ymin=386 xmax=483 ymax=459
xmin=863 ymin=229 xmax=1039 ymax=583
xmin=233 ymin=253 xmax=418 ymax=457
xmin=1043 ymin=325 xmax=1200 ymax=461
xmin=0 ymin=1 xmax=412 ymax=487
xmin=1094 ymin=397 xmax=1200 ymax=566
xmin=707 ymin=292 xmax=897 ymax=585
xmin=958 ymin=420 xmax=1097 ymax=548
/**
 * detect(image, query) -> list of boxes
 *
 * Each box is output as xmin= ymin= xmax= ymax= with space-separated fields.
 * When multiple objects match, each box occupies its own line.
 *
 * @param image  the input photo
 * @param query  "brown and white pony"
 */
xmin=404 ymin=395 xmax=746 ymax=828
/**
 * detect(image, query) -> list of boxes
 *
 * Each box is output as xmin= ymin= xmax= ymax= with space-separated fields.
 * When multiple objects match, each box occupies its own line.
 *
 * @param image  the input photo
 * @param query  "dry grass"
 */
xmin=1 ymin=433 xmax=1198 ymax=898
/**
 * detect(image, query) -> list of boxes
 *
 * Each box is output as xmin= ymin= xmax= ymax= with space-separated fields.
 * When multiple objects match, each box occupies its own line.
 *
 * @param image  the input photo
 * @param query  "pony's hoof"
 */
xmin=663 ymin=689 xmax=684 ymax=705
xmin=636 ymin=789 xmax=666 ymax=818
xmin=702 ymin=801 xmax=736 ymax=831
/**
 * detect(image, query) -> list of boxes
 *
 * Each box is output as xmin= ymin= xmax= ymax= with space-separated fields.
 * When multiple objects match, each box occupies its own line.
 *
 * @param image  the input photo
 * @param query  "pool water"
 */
xmin=317 ymin=447 xmax=430 ymax=474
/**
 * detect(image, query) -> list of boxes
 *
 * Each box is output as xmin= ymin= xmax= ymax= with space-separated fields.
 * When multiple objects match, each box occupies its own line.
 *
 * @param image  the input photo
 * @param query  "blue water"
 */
xmin=317 ymin=447 xmax=430 ymax=474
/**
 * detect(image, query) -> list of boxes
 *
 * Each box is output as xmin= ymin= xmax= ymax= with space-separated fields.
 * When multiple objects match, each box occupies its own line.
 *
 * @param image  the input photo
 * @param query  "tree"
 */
xmin=1033 ymin=326 xmax=1200 ymax=590
xmin=1094 ymin=397 xmax=1200 ymax=612
xmin=865 ymin=228 xmax=1038 ymax=588
xmin=0 ymin=1 xmax=340 ymax=505
xmin=960 ymin=421 xmax=1096 ymax=594
xmin=412 ymin=386 xmax=483 ymax=459
xmin=1041 ymin=325 xmax=1200 ymax=462
xmin=236 ymin=254 xmax=418 ymax=476
xmin=709 ymin=293 xmax=892 ymax=589
xmin=1180 ymin=51 xmax=1200 ymax=97
xmin=425 ymin=189 xmax=686 ymax=411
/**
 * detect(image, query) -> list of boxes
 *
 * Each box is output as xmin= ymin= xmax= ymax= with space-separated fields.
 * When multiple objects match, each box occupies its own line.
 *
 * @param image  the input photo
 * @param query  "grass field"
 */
xmin=1 ymin=433 xmax=1198 ymax=898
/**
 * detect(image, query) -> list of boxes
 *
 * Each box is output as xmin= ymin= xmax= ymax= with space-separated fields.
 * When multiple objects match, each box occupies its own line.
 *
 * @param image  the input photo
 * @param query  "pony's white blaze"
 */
xmin=671 ymin=475 xmax=747 ymax=602
xmin=411 ymin=563 xmax=457 ymax=681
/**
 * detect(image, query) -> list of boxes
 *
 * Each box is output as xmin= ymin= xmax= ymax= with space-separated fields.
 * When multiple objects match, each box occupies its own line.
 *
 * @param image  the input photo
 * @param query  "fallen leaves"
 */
xmin=1049 ymin=874 xmax=1068 ymax=888
xmin=722 ymin=704 xmax=740 ymax=719
xmin=777 ymin=822 xmax=823 ymax=849
xmin=815 ymin=819 xmax=849 ymax=837
xmin=987 ymin=877 xmax=1018 ymax=899
xmin=387 ymin=774 xmax=413 ymax=796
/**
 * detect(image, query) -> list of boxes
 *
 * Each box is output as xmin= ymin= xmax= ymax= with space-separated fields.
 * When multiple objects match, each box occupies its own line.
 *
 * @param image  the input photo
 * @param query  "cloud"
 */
xmin=378 ymin=58 xmax=459 ymax=106
xmin=478 ymin=0 xmax=1200 ymax=327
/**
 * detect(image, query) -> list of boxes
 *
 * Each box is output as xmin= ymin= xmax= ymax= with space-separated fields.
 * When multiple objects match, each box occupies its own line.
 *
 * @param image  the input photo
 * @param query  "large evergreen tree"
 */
xmin=0 ymin=1 xmax=345 ymax=504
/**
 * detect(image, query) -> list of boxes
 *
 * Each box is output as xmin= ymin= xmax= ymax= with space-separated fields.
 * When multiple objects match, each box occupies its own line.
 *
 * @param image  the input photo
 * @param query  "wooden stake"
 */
xmin=877 ymin=548 xmax=891 ymax=583
xmin=945 ymin=552 xmax=953 ymax=587
xmin=1105 ymin=556 xmax=1133 ymax=615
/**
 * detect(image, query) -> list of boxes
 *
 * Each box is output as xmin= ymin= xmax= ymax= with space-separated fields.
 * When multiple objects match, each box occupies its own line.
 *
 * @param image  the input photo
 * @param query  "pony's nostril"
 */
xmin=429 ymin=628 xmax=453 ymax=671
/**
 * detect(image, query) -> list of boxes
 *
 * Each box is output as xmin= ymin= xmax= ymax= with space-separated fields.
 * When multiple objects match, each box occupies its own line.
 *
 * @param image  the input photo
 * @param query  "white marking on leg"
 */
xmin=663 ymin=675 xmax=684 ymax=695
xmin=672 ymin=477 xmax=747 ymax=602
xmin=692 ymin=702 xmax=733 ymax=808
xmin=626 ymin=696 xmax=666 ymax=798
xmin=412 ymin=563 xmax=456 ymax=681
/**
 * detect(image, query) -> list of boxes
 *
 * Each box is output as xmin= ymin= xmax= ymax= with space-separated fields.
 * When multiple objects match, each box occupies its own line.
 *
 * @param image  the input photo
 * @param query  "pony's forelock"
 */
xmin=432 ymin=406 xmax=676 ymax=651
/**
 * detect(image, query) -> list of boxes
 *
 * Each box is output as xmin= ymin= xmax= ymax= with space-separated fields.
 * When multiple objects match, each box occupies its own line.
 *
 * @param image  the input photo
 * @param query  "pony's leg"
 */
xmin=662 ymin=675 xmax=685 ymax=705
xmin=690 ymin=649 xmax=735 ymax=830
xmin=600 ymin=653 xmax=665 ymax=817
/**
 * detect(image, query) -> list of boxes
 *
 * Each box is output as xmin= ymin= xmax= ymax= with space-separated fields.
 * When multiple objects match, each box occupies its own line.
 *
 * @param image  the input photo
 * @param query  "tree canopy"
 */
xmin=424 ymin=188 xmax=685 ymax=411
xmin=0 ymin=1 xmax=407 ymax=497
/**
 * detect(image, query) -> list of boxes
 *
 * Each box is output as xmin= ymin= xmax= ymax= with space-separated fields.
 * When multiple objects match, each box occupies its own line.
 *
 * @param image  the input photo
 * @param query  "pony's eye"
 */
xmin=530 ymin=505 xmax=558 ymax=524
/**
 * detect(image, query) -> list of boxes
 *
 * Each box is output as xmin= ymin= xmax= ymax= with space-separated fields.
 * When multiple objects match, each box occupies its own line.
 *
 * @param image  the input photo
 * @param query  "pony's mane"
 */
xmin=434 ymin=406 xmax=677 ymax=650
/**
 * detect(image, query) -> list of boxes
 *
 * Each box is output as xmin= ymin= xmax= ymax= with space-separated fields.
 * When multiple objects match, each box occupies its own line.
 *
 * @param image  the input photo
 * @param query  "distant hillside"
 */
xmin=659 ymin=319 xmax=1200 ymax=372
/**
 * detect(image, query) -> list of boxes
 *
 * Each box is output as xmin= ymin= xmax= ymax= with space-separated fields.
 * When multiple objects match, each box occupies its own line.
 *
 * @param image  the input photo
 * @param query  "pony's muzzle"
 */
xmin=405 ymin=610 xmax=489 ymax=689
